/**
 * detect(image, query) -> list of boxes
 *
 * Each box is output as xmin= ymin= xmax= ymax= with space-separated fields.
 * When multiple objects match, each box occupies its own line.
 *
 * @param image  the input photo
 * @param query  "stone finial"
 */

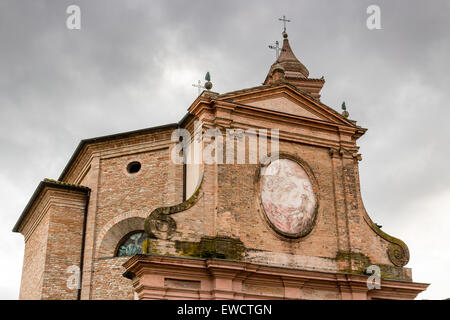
xmin=204 ymin=72 xmax=213 ymax=90
xmin=341 ymin=101 xmax=349 ymax=118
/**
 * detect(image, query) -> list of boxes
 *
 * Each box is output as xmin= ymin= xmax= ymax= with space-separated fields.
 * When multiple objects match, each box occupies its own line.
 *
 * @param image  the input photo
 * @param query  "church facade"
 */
xmin=13 ymin=31 xmax=428 ymax=300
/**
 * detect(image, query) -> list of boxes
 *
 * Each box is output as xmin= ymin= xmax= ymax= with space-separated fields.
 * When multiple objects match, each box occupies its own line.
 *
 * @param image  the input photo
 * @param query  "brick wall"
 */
xmin=41 ymin=192 xmax=86 ymax=299
xmin=19 ymin=212 xmax=49 ymax=299
xmin=18 ymin=188 xmax=87 ymax=299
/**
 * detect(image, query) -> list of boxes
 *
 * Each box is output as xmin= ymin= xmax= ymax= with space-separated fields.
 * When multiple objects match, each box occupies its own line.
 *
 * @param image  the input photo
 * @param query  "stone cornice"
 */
xmin=123 ymin=254 xmax=429 ymax=299
xmin=190 ymin=100 xmax=366 ymax=149
xmin=216 ymin=99 xmax=358 ymax=131
xmin=14 ymin=183 xmax=89 ymax=241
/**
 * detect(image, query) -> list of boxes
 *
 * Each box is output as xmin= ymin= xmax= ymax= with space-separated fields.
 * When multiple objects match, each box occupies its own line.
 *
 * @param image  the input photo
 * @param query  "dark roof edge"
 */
xmin=12 ymin=179 xmax=90 ymax=233
xmin=178 ymin=112 xmax=194 ymax=127
xmin=58 ymin=120 xmax=191 ymax=181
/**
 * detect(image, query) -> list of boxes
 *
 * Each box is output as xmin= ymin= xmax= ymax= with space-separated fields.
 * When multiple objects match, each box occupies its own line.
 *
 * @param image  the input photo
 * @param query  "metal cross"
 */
xmin=268 ymin=41 xmax=285 ymax=59
xmin=192 ymin=80 xmax=205 ymax=96
xmin=279 ymin=15 xmax=291 ymax=33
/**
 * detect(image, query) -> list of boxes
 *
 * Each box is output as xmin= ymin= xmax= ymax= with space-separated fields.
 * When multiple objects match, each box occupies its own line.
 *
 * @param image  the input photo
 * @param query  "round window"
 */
xmin=260 ymin=158 xmax=317 ymax=237
xmin=127 ymin=161 xmax=141 ymax=174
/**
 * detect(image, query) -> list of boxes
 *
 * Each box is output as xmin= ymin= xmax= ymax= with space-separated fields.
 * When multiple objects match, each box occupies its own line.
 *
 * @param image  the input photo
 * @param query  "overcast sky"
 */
xmin=1 ymin=0 xmax=449 ymax=299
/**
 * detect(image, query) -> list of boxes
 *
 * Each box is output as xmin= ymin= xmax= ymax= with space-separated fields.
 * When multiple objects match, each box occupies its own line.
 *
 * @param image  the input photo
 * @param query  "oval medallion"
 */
xmin=261 ymin=158 xmax=317 ymax=237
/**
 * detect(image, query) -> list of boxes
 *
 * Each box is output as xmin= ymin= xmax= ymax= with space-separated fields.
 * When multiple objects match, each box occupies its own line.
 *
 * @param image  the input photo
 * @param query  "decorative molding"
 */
xmin=146 ymin=211 xmax=177 ymax=240
xmin=123 ymin=254 xmax=428 ymax=300
xmin=352 ymin=153 xmax=363 ymax=161
xmin=328 ymin=147 xmax=361 ymax=161
xmin=329 ymin=147 xmax=339 ymax=159
xmin=387 ymin=241 xmax=410 ymax=267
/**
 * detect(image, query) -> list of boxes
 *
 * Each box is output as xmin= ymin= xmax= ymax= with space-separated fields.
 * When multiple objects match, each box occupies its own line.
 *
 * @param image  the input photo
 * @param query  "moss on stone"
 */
xmin=336 ymin=250 xmax=411 ymax=281
xmin=142 ymin=239 xmax=161 ymax=255
xmin=378 ymin=264 xmax=412 ymax=281
xmin=175 ymin=236 xmax=245 ymax=260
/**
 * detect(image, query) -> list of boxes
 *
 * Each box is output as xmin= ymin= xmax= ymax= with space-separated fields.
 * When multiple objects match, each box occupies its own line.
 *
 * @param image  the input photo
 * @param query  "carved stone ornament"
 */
xmin=144 ymin=174 xmax=203 ymax=242
xmin=387 ymin=243 xmax=410 ymax=267
xmin=146 ymin=211 xmax=177 ymax=240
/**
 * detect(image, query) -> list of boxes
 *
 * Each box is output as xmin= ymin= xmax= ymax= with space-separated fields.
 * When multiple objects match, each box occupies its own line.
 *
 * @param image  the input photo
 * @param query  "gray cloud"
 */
xmin=1 ymin=0 xmax=449 ymax=299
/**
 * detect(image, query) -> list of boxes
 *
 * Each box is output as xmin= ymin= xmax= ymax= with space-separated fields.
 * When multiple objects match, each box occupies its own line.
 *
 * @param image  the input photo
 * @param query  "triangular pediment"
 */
xmin=247 ymin=95 xmax=323 ymax=120
xmin=217 ymin=84 xmax=354 ymax=126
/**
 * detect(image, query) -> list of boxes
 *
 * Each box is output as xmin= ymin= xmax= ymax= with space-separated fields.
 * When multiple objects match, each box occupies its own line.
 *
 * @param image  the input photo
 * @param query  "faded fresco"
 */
xmin=261 ymin=159 xmax=316 ymax=236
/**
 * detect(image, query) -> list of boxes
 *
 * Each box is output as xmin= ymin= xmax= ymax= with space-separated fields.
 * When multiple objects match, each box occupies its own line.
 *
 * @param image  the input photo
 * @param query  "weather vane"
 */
xmin=268 ymin=41 xmax=284 ymax=59
xmin=192 ymin=72 xmax=213 ymax=96
xmin=192 ymin=80 xmax=205 ymax=96
xmin=279 ymin=15 xmax=291 ymax=34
